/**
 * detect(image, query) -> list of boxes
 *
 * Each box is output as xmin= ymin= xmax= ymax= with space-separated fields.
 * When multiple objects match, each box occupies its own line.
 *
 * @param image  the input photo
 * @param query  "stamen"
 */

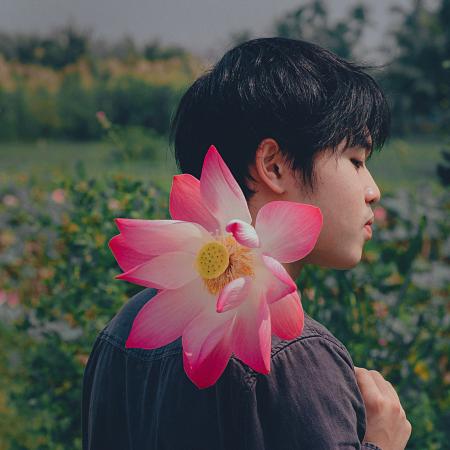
xmin=197 ymin=235 xmax=255 ymax=295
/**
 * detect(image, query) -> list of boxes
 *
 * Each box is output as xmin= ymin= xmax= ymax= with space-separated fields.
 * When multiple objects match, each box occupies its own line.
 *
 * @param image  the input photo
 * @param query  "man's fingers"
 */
xmin=355 ymin=367 xmax=402 ymax=407
xmin=355 ymin=367 xmax=411 ymax=448
xmin=354 ymin=367 xmax=382 ymax=405
xmin=384 ymin=378 xmax=401 ymax=403
xmin=368 ymin=370 xmax=391 ymax=396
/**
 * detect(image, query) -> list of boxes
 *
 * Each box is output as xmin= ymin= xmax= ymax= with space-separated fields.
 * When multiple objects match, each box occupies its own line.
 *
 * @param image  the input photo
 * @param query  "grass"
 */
xmin=0 ymin=139 xmax=178 ymax=193
xmin=0 ymin=135 xmax=447 ymax=195
xmin=367 ymin=135 xmax=446 ymax=194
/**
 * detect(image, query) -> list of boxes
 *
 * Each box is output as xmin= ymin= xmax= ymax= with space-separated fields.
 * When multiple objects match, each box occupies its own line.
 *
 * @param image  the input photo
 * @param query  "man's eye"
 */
xmin=351 ymin=159 xmax=364 ymax=169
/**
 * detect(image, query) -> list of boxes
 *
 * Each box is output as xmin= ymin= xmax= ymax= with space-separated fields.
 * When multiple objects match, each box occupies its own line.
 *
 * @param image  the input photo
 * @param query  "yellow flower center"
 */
xmin=196 ymin=241 xmax=230 ymax=279
xmin=196 ymin=235 xmax=255 ymax=295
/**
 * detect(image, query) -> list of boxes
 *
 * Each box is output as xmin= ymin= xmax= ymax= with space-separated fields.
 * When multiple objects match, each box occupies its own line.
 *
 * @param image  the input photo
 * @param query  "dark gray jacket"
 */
xmin=82 ymin=287 xmax=382 ymax=450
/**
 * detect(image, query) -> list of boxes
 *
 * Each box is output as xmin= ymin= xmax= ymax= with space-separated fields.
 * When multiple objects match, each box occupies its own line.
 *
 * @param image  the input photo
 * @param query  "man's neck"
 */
xmin=283 ymin=259 xmax=304 ymax=283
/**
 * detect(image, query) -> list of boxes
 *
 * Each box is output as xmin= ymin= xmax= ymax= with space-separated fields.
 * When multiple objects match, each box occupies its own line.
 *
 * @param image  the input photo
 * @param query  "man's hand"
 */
xmin=354 ymin=367 xmax=412 ymax=450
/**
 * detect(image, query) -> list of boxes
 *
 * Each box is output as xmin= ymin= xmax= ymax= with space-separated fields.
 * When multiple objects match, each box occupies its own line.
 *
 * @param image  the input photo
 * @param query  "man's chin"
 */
xmin=315 ymin=253 xmax=362 ymax=270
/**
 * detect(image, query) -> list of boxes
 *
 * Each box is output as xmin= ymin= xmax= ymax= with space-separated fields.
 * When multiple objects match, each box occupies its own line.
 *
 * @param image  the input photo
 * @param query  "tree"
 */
xmin=272 ymin=0 xmax=370 ymax=60
xmin=143 ymin=39 xmax=189 ymax=61
xmin=0 ymin=24 xmax=90 ymax=69
xmin=380 ymin=0 xmax=450 ymax=133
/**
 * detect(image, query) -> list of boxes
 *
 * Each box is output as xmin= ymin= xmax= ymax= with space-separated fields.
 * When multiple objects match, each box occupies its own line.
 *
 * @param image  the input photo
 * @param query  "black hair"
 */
xmin=170 ymin=37 xmax=390 ymax=200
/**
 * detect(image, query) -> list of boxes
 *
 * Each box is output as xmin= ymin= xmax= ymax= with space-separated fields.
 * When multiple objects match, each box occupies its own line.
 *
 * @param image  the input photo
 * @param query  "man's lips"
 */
xmin=365 ymin=216 xmax=374 ymax=226
xmin=364 ymin=215 xmax=374 ymax=239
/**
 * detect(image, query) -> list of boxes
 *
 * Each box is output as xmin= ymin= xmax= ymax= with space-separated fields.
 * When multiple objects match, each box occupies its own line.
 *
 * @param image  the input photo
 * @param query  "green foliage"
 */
xmin=96 ymin=111 xmax=166 ymax=161
xmin=273 ymin=0 xmax=369 ymax=60
xmin=103 ymin=77 xmax=181 ymax=135
xmin=0 ymin=26 xmax=88 ymax=69
xmin=0 ymin=166 xmax=448 ymax=449
xmin=0 ymin=168 xmax=169 ymax=449
xmin=380 ymin=0 xmax=450 ymax=133
xmin=300 ymin=186 xmax=450 ymax=449
xmin=0 ymin=75 xmax=183 ymax=141
xmin=56 ymin=73 xmax=98 ymax=139
xmin=436 ymin=137 xmax=450 ymax=186
xmin=0 ymin=87 xmax=25 ymax=140
xmin=144 ymin=39 xmax=190 ymax=61
xmin=437 ymin=149 xmax=450 ymax=186
xmin=0 ymin=84 xmax=45 ymax=140
xmin=0 ymin=25 xmax=190 ymax=66
xmin=271 ymin=0 xmax=450 ymax=134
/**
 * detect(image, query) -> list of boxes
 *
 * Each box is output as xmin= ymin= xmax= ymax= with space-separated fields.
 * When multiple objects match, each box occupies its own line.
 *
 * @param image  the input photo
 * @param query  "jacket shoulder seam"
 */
xmin=242 ymin=333 xmax=352 ymax=389
xmin=97 ymin=331 xmax=183 ymax=361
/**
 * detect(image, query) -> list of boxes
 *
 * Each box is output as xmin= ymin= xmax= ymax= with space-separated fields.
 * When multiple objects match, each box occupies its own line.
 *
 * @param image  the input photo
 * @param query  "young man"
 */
xmin=82 ymin=38 xmax=411 ymax=449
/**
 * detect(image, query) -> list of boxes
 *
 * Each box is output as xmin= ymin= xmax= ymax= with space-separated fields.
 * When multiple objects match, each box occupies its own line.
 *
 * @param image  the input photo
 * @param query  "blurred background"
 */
xmin=0 ymin=0 xmax=448 ymax=449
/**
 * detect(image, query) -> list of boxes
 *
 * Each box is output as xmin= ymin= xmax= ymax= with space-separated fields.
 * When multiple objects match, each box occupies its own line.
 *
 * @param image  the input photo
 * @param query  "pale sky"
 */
xmin=0 ymin=0 xmax=411 ymax=58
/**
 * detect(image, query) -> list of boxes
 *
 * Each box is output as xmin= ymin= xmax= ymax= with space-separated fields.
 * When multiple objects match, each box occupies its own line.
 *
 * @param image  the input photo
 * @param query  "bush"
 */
xmin=0 ymin=167 xmax=169 ymax=449
xmin=0 ymin=27 xmax=88 ymax=69
xmin=103 ymin=76 xmax=181 ymax=135
xmin=0 ymin=85 xmax=43 ymax=140
xmin=56 ymin=73 xmax=99 ymax=139
xmin=96 ymin=111 xmax=165 ymax=162
xmin=0 ymin=169 xmax=448 ymax=449
xmin=0 ymin=64 xmax=187 ymax=141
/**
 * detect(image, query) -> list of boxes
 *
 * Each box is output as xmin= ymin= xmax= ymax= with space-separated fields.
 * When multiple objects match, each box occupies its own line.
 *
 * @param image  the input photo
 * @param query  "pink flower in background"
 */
xmin=374 ymin=206 xmax=388 ymax=226
xmin=108 ymin=198 xmax=121 ymax=211
xmin=2 ymin=194 xmax=19 ymax=207
xmin=109 ymin=145 xmax=323 ymax=388
xmin=51 ymin=188 xmax=66 ymax=204
xmin=96 ymin=111 xmax=111 ymax=129
xmin=0 ymin=290 xmax=19 ymax=307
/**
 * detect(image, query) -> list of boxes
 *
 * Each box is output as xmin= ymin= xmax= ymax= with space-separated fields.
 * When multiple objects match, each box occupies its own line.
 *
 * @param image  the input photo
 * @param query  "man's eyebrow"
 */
xmin=361 ymin=137 xmax=373 ymax=159
xmin=345 ymin=143 xmax=372 ymax=157
xmin=342 ymin=136 xmax=373 ymax=158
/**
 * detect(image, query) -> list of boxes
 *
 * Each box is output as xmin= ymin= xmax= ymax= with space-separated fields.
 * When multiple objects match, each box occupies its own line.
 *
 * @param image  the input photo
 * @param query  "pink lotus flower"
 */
xmin=109 ymin=145 xmax=323 ymax=388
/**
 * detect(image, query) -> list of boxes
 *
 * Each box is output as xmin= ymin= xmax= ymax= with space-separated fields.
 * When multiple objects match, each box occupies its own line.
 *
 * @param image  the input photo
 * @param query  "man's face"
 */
xmin=286 ymin=141 xmax=380 ymax=269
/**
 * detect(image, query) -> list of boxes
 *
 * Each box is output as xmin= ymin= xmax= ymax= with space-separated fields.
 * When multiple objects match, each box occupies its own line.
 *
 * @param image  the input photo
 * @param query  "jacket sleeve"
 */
xmin=241 ymin=335 xmax=373 ymax=450
xmin=362 ymin=444 xmax=382 ymax=450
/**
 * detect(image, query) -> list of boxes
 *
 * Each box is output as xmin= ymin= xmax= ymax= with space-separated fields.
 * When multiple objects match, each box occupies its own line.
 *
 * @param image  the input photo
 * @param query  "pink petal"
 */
xmin=200 ymin=145 xmax=252 ymax=233
xmin=182 ymin=307 xmax=235 ymax=389
xmin=232 ymin=293 xmax=271 ymax=374
xmin=216 ymin=276 xmax=252 ymax=313
xmin=169 ymin=174 xmax=220 ymax=233
xmin=269 ymin=290 xmax=304 ymax=340
xmin=114 ymin=218 xmax=211 ymax=256
xmin=260 ymin=255 xmax=297 ymax=304
xmin=225 ymin=219 xmax=260 ymax=248
xmin=109 ymin=234 xmax=157 ymax=272
xmin=126 ymin=278 xmax=208 ymax=349
xmin=116 ymin=251 xmax=198 ymax=290
xmin=255 ymin=201 xmax=323 ymax=263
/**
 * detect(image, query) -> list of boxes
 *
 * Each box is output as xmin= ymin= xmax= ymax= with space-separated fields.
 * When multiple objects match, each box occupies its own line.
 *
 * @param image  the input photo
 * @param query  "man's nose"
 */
xmin=365 ymin=175 xmax=381 ymax=205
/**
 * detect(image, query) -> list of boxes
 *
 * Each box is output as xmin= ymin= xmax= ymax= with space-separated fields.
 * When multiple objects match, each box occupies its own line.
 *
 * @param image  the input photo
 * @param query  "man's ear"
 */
xmin=253 ymin=138 xmax=287 ymax=195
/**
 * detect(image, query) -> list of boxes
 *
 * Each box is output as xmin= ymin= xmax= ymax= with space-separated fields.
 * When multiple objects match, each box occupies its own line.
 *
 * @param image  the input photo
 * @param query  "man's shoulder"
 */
xmin=272 ymin=308 xmax=351 ymax=360
xmin=102 ymin=287 xmax=158 ymax=343
xmin=100 ymin=287 xmax=352 ymax=368
xmin=98 ymin=287 xmax=184 ymax=359
xmin=267 ymin=311 xmax=355 ymax=382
